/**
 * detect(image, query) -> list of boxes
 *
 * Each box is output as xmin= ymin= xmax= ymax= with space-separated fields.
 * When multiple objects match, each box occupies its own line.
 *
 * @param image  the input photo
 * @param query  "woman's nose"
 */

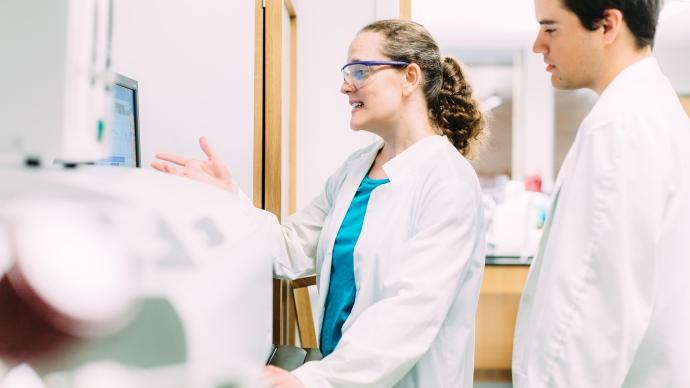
xmin=340 ymin=79 xmax=354 ymax=94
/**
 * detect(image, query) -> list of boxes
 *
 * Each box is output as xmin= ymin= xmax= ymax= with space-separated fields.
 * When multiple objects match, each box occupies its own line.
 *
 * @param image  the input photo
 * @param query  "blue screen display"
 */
xmin=98 ymin=83 xmax=137 ymax=167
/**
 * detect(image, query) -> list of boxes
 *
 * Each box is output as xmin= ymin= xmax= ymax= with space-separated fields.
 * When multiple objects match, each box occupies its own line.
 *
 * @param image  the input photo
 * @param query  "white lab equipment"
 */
xmin=484 ymin=180 xmax=549 ymax=258
xmin=0 ymin=167 xmax=273 ymax=388
xmin=0 ymin=0 xmax=274 ymax=386
xmin=0 ymin=0 xmax=113 ymax=165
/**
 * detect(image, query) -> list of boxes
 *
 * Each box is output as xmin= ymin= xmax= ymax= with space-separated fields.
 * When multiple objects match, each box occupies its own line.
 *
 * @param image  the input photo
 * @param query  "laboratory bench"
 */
xmin=474 ymin=256 xmax=531 ymax=381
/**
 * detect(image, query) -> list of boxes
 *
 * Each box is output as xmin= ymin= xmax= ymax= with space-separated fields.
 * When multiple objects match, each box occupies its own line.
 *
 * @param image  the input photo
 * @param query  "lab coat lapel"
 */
xmin=516 ymin=84 xmax=602 ymax=365
xmin=316 ymin=136 xmax=442 ymax=320
xmin=316 ymin=142 xmax=381 ymax=320
xmin=515 ymin=130 xmax=574 ymax=371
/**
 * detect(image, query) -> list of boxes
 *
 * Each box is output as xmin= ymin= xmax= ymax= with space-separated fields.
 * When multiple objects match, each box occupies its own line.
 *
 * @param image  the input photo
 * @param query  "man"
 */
xmin=512 ymin=0 xmax=690 ymax=387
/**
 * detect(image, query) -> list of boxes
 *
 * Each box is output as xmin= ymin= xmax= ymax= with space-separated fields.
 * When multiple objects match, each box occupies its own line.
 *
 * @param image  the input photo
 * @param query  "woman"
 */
xmin=153 ymin=19 xmax=486 ymax=388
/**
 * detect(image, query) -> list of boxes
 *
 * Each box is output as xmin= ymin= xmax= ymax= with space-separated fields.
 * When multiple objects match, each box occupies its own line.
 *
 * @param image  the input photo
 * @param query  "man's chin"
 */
xmin=550 ymin=76 xmax=571 ymax=90
xmin=551 ymin=75 xmax=586 ymax=91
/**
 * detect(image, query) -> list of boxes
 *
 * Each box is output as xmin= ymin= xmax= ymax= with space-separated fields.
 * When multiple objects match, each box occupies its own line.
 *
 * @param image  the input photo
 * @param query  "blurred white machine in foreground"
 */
xmin=1 ymin=1 xmax=274 ymax=386
xmin=0 ymin=167 xmax=273 ymax=388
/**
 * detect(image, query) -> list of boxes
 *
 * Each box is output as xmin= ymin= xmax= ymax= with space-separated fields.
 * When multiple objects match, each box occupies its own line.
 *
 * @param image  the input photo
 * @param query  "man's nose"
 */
xmin=532 ymin=33 xmax=546 ymax=54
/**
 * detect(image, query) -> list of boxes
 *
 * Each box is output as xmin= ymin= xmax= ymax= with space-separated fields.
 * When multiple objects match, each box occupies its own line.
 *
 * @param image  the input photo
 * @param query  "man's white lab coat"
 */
xmin=263 ymin=135 xmax=485 ymax=387
xmin=512 ymin=58 xmax=690 ymax=387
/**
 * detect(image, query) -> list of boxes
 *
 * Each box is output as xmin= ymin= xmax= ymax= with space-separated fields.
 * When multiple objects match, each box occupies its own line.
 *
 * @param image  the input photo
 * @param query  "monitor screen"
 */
xmin=97 ymin=74 xmax=140 ymax=167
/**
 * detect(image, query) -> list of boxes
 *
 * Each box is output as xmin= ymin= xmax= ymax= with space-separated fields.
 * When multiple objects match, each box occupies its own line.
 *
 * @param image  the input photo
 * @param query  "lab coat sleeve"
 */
xmin=259 ymin=192 xmax=329 ymax=280
xmin=527 ymin=121 xmax=670 ymax=387
xmin=292 ymin=178 xmax=483 ymax=387
xmin=257 ymin=158 xmax=350 ymax=280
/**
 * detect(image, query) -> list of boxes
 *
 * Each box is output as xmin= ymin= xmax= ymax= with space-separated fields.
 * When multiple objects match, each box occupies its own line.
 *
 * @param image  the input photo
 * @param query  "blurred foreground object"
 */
xmin=0 ymin=1 xmax=272 ymax=386
xmin=0 ymin=167 xmax=273 ymax=388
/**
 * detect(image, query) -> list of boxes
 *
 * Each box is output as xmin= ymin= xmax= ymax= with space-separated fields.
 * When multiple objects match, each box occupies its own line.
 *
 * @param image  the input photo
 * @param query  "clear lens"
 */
xmin=342 ymin=64 xmax=370 ymax=88
xmin=342 ymin=61 xmax=408 ymax=89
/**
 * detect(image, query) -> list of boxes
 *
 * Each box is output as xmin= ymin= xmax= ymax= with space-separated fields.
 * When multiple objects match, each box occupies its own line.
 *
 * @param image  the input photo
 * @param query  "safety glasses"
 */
xmin=341 ymin=60 xmax=409 ymax=89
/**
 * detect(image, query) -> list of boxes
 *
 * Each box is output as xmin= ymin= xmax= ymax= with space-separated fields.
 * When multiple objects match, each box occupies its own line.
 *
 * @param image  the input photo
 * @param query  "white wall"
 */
xmin=295 ymin=0 xmax=382 ymax=210
xmin=656 ymin=47 xmax=690 ymax=95
xmin=111 ymin=0 xmax=405 ymax=211
xmin=656 ymin=2 xmax=690 ymax=95
xmin=111 ymin=0 xmax=255 ymax=196
xmin=512 ymin=50 xmax=555 ymax=190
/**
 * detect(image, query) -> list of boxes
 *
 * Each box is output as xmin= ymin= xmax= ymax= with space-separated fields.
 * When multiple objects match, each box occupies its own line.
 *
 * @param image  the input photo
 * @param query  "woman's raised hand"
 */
xmin=151 ymin=136 xmax=237 ymax=192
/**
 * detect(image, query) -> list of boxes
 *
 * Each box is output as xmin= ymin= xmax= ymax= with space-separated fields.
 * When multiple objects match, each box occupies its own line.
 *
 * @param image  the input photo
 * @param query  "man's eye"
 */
xmin=545 ymin=28 xmax=556 ymax=34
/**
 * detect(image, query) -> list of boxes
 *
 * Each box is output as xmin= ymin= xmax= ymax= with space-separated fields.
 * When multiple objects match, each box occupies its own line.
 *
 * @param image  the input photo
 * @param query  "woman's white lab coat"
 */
xmin=512 ymin=58 xmax=690 ymax=387
xmin=262 ymin=135 xmax=485 ymax=387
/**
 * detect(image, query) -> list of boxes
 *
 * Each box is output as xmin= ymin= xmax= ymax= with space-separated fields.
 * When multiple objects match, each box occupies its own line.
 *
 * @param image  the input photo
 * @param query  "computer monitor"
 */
xmin=97 ymin=73 xmax=140 ymax=167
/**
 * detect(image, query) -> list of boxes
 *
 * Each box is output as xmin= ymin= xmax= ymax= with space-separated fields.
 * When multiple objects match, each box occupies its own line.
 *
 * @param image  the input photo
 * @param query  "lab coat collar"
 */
xmin=598 ymin=56 xmax=660 ymax=103
xmin=573 ymin=56 xmax=662 ymax=166
xmin=559 ymin=57 xmax=661 ymax=191
xmin=382 ymin=135 xmax=446 ymax=185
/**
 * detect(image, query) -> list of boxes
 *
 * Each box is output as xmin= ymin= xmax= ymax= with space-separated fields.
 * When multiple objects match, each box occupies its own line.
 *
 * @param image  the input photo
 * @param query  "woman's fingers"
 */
xmin=199 ymin=136 xmax=218 ymax=161
xmin=163 ymin=164 xmax=182 ymax=176
xmin=262 ymin=366 xmax=305 ymax=388
xmin=264 ymin=365 xmax=278 ymax=377
xmin=151 ymin=141 xmax=235 ymax=191
xmin=150 ymin=161 xmax=167 ymax=172
xmin=154 ymin=153 xmax=189 ymax=166
xmin=150 ymin=161 xmax=183 ymax=176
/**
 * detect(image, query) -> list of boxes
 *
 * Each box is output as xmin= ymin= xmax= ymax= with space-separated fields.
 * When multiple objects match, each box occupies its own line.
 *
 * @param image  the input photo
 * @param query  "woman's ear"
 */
xmin=402 ymin=63 xmax=422 ymax=96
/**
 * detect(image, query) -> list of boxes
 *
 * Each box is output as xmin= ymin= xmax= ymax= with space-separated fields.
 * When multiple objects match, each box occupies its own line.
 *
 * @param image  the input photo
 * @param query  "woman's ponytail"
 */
xmin=429 ymin=57 xmax=486 ymax=158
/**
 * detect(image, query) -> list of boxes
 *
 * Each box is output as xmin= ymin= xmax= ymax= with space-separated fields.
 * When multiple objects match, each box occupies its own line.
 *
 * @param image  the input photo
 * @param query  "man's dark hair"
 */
xmin=562 ymin=0 xmax=661 ymax=49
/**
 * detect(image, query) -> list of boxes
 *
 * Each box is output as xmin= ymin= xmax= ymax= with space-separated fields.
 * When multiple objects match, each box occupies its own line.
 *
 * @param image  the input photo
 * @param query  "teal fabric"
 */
xmin=320 ymin=175 xmax=390 ymax=357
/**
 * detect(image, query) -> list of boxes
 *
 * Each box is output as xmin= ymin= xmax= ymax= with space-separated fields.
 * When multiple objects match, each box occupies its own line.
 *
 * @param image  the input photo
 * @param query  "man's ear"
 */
xmin=600 ymin=8 xmax=624 ymax=45
xmin=402 ymin=63 xmax=422 ymax=96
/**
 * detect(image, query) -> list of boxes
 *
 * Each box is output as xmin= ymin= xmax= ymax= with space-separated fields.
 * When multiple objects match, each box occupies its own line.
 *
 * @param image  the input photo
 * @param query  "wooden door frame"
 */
xmin=400 ymin=0 xmax=411 ymax=19
xmin=254 ymin=0 xmax=299 ymax=346
xmin=254 ymin=0 xmax=297 ymax=216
